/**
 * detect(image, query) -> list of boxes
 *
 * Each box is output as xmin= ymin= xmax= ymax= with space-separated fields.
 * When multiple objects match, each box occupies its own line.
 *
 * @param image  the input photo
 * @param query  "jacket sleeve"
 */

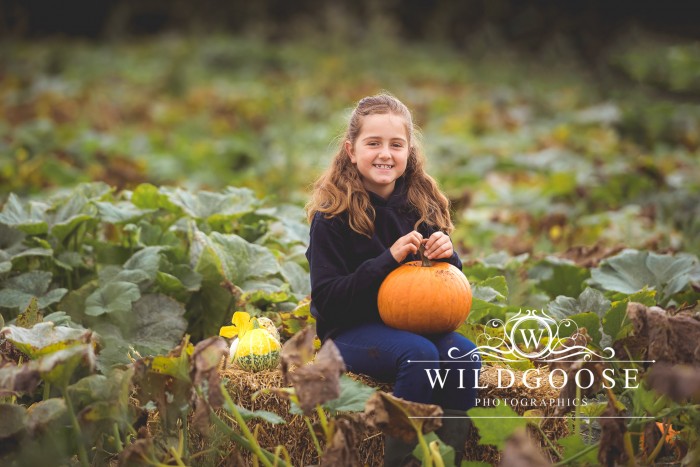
xmin=307 ymin=215 xmax=398 ymax=326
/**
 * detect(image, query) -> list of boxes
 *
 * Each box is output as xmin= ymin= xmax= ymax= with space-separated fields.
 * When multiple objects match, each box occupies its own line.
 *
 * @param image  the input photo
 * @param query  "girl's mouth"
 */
xmin=373 ymin=164 xmax=394 ymax=169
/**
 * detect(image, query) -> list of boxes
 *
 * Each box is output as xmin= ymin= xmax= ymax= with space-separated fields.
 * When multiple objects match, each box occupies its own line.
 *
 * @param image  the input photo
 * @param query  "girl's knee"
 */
xmin=401 ymin=339 xmax=439 ymax=364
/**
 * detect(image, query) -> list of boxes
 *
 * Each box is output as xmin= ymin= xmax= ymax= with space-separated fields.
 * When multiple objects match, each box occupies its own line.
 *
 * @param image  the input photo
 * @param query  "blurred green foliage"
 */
xmin=1 ymin=32 xmax=699 ymax=259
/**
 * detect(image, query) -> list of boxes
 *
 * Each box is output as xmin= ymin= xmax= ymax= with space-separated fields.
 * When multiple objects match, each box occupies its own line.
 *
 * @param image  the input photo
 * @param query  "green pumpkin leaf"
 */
xmin=602 ymin=288 xmax=656 ymax=341
xmin=37 ymin=344 xmax=96 ymax=388
xmin=84 ymin=281 xmax=140 ymax=316
xmin=93 ymin=294 xmax=187 ymax=369
xmin=48 ymin=191 xmax=96 ymax=242
xmin=0 ymin=322 xmax=93 ymax=359
xmin=129 ymin=294 xmax=188 ymax=356
xmin=95 ymin=200 xmax=153 ymax=223
xmin=280 ymin=299 xmax=315 ymax=338
xmin=0 ymin=271 xmax=67 ymax=311
xmin=230 ymin=404 xmax=286 ymax=425
xmin=161 ymin=186 xmax=258 ymax=220
xmin=131 ymin=183 xmax=177 ymax=210
xmin=529 ymin=258 xmax=590 ymax=299
xmin=122 ymin=246 xmax=166 ymax=282
xmin=590 ymin=249 xmax=700 ymax=305
xmin=16 ymin=296 xmax=42 ymax=328
xmin=192 ymin=230 xmax=278 ymax=284
xmin=557 ymin=433 xmax=598 ymax=465
xmin=557 ymin=312 xmax=603 ymax=346
xmin=0 ymin=193 xmax=49 ymax=235
xmin=26 ymin=398 xmax=68 ymax=434
xmin=548 ymin=287 xmax=611 ymax=320
xmin=280 ymin=260 xmax=311 ymax=296
xmin=0 ymin=403 xmax=27 ymax=439
xmin=321 ymin=374 xmax=376 ymax=413
xmin=467 ymin=403 xmax=528 ymax=450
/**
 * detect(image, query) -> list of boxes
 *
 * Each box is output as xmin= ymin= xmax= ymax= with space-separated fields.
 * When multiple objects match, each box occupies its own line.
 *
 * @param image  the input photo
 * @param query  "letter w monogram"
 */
xmin=520 ymin=329 xmax=545 ymax=348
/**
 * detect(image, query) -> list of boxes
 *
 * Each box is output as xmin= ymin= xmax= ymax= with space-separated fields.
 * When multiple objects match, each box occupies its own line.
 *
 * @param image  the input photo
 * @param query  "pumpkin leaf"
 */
xmin=590 ymin=249 xmax=700 ymax=305
xmin=0 ymin=322 xmax=94 ymax=359
xmin=161 ymin=186 xmax=258 ymax=221
xmin=602 ymin=289 xmax=656 ymax=342
xmin=15 ymin=296 xmax=42 ymax=328
xmin=0 ymin=403 xmax=27 ymax=440
xmin=0 ymin=361 xmax=42 ymax=397
xmin=131 ymin=183 xmax=179 ymax=211
xmin=227 ymin=403 xmax=286 ymax=425
xmin=94 ymin=200 xmax=154 ymax=223
xmin=500 ymin=428 xmax=554 ymax=466
xmin=0 ymin=271 xmax=67 ymax=311
xmin=0 ymin=193 xmax=49 ymax=235
xmin=529 ymin=257 xmax=590 ymax=299
xmin=280 ymin=260 xmax=311 ymax=296
xmin=26 ymin=398 xmax=69 ymax=435
xmin=93 ymin=294 xmax=188 ymax=370
xmin=37 ymin=344 xmax=97 ymax=388
xmin=84 ymin=281 xmax=140 ymax=316
xmin=122 ymin=246 xmax=166 ymax=282
xmin=280 ymin=298 xmax=315 ymax=338
xmin=191 ymin=337 xmax=228 ymax=433
xmin=285 ymin=339 xmax=345 ymax=414
xmin=192 ymin=230 xmax=279 ymax=285
xmin=321 ymin=374 xmax=376 ymax=414
xmin=467 ymin=403 xmax=528 ymax=450
xmin=556 ymin=312 xmax=603 ymax=346
xmin=48 ymin=191 xmax=96 ymax=242
xmin=472 ymin=276 xmax=508 ymax=303
xmin=364 ymin=391 xmax=443 ymax=444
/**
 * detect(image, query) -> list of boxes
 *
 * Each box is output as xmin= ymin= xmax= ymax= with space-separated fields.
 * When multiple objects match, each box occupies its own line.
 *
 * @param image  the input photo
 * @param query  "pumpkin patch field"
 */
xmin=1 ymin=32 xmax=700 ymax=466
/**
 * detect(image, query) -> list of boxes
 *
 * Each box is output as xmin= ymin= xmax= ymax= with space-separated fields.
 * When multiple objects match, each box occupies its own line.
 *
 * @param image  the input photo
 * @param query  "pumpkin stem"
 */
xmin=418 ymin=244 xmax=432 ymax=267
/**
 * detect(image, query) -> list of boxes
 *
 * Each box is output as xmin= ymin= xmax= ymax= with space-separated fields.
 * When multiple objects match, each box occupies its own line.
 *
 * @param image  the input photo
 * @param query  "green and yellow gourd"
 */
xmin=220 ymin=312 xmax=281 ymax=372
xmin=233 ymin=327 xmax=281 ymax=372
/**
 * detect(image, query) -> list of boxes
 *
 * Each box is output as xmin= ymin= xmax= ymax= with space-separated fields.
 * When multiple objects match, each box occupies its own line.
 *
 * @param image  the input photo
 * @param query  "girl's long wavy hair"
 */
xmin=306 ymin=93 xmax=454 ymax=237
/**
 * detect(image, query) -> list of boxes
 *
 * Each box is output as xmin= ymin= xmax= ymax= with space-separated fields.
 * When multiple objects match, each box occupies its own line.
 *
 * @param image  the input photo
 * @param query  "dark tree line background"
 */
xmin=2 ymin=0 xmax=700 ymax=52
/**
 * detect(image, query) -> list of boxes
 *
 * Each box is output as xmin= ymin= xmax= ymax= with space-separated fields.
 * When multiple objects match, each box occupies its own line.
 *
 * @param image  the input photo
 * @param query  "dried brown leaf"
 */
xmin=499 ymin=427 xmax=552 ymax=467
xmin=280 ymin=325 xmax=316 ymax=385
xmin=190 ymin=336 xmax=228 ymax=434
xmin=646 ymin=363 xmax=700 ymax=403
xmin=320 ymin=416 xmax=362 ymax=467
xmin=118 ymin=436 xmax=155 ymax=467
xmin=287 ymin=339 xmax=345 ymax=414
xmin=627 ymin=302 xmax=700 ymax=365
xmin=364 ymin=391 xmax=442 ymax=444
xmin=598 ymin=398 xmax=628 ymax=467
xmin=0 ymin=361 xmax=41 ymax=397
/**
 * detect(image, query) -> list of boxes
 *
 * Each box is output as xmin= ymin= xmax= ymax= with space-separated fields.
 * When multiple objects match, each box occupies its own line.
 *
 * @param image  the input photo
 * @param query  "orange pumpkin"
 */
xmin=378 ymin=247 xmax=472 ymax=334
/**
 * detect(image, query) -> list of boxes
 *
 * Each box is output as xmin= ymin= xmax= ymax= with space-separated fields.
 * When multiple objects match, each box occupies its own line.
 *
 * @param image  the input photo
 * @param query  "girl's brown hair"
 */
xmin=305 ymin=93 xmax=454 ymax=237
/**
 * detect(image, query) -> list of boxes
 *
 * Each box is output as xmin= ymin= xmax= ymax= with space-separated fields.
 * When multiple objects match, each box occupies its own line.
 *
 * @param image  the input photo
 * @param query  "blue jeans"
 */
xmin=332 ymin=322 xmax=481 ymax=411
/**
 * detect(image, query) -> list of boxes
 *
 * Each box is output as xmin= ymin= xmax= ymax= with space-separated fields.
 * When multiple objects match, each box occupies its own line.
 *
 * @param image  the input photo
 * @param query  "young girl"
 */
xmin=305 ymin=93 xmax=480 ymax=465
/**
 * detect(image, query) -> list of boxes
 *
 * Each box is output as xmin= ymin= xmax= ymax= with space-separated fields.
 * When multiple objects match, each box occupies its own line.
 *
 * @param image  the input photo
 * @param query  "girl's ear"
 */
xmin=345 ymin=140 xmax=356 ymax=163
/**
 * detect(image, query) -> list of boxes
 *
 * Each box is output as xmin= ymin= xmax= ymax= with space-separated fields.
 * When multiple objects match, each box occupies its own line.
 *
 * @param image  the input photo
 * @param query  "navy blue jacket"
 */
xmin=306 ymin=178 xmax=463 ymax=341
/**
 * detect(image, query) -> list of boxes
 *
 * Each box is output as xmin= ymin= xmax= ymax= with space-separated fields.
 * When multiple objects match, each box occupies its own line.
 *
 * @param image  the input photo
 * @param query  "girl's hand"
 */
xmin=423 ymin=231 xmax=454 ymax=260
xmin=390 ymin=231 xmax=423 ymax=263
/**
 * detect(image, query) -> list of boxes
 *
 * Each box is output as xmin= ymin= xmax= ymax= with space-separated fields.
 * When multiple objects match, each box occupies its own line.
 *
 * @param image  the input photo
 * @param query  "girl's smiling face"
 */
xmin=345 ymin=112 xmax=410 ymax=199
